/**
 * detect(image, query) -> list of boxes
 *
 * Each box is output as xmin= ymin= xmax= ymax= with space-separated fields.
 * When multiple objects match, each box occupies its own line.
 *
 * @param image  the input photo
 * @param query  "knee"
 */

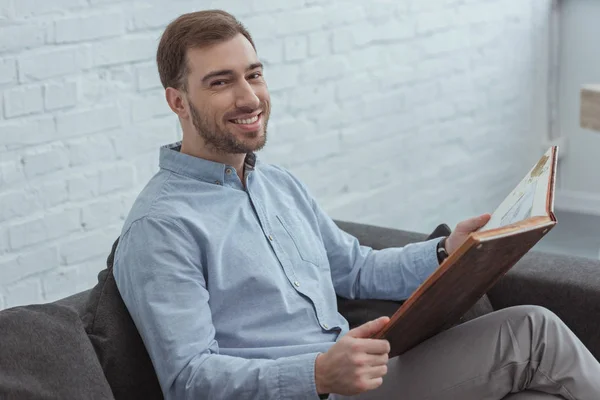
xmin=509 ymin=305 xmax=560 ymax=324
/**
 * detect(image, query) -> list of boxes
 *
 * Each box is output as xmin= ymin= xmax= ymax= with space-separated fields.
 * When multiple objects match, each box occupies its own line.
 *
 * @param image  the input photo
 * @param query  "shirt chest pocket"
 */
xmin=275 ymin=213 xmax=324 ymax=267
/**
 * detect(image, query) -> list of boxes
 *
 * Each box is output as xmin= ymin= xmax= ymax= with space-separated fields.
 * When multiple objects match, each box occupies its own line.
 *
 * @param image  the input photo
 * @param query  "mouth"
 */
xmin=228 ymin=113 xmax=263 ymax=132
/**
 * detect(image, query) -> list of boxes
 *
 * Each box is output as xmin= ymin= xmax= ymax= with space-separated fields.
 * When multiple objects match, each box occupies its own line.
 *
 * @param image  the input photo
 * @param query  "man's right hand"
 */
xmin=315 ymin=316 xmax=391 ymax=396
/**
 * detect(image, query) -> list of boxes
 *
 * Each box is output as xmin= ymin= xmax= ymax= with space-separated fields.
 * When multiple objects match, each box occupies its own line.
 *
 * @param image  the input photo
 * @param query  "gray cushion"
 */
xmin=0 ymin=303 xmax=115 ymax=400
xmin=489 ymin=250 xmax=600 ymax=360
xmin=81 ymin=238 xmax=163 ymax=400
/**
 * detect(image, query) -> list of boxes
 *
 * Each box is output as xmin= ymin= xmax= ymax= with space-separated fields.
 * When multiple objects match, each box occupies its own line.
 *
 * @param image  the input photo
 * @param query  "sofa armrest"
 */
xmin=488 ymin=251 xmax=600 ymax=360
xmin=334 ymin=220 xmax=429 ymax=250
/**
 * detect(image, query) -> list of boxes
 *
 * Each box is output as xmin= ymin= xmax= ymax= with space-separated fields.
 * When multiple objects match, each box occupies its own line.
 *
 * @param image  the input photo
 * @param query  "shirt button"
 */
xmin=268 ymin=235 xmax=273 ymax=241
xmin=225 ymin=168 xmax=232 ymax=175
xmin=215 ymin=180 xmax=222 ymax=185
xmin=323 ymin=324 xmax=329 ymax=329
xmin=294 ymin=281 xmax=300 ymax=287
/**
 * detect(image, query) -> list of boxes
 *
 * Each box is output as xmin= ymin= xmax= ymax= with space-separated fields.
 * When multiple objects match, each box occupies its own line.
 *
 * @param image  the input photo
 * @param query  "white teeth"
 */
xmin=233 ymin=115 xmax=259 ymax=124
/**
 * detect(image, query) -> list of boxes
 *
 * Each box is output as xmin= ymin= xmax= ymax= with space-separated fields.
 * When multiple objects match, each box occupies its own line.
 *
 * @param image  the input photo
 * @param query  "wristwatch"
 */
xmin=436 ymin=237 xmax=449 ymax=264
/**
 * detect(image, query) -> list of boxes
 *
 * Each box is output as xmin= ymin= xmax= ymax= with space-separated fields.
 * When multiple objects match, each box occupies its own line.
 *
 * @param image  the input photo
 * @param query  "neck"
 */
xmin=179 ymin=132 xmax=247 ymax=182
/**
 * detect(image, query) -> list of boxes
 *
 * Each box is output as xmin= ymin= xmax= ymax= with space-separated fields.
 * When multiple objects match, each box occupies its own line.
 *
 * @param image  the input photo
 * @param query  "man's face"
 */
xmin=183 ymin=34 xmax=270 ymax=154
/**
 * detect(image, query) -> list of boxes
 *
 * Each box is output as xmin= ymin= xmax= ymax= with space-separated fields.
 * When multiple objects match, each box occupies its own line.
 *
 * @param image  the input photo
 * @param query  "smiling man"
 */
xmin=113 ymin=9 xmax=600 ymax=400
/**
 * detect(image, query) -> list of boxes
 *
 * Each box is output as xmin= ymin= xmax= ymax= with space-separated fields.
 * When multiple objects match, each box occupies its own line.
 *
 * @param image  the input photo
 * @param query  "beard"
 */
xmin=188 ymin=98 xmax=269 ymax=155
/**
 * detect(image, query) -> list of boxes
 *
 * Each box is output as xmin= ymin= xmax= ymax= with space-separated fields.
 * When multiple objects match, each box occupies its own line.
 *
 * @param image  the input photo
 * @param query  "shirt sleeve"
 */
xmin=281 ymin=170 xmax=441 ymax=301
xmin=113 ymin=216 xmax=321 ymax=400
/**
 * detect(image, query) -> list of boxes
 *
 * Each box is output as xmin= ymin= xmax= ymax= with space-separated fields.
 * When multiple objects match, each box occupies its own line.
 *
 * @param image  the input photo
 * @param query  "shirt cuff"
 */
xmin=276 ymin=352 xmax=321 ymax=400
xmin=416 ymin=237 xmax=444 ymax=282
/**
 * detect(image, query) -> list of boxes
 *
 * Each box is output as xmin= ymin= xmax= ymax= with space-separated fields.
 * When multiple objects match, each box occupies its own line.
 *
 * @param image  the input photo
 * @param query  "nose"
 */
xmin=235 ymin=79 xmax=260 ymax=111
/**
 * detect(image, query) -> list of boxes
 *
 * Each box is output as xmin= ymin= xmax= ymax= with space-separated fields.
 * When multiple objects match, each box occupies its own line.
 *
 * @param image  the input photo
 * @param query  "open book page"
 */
xmin=480 ymin=147 xmax=555 ymax=232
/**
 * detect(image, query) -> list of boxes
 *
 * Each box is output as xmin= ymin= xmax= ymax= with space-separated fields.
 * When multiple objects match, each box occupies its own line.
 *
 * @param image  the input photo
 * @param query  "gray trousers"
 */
xmin=333 ymin=305 xmax=600 ymax=400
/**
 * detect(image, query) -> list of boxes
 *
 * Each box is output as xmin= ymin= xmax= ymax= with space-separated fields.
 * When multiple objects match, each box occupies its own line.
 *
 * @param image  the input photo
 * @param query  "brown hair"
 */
xmin=156 ymin=10 xmax=255 ymax=91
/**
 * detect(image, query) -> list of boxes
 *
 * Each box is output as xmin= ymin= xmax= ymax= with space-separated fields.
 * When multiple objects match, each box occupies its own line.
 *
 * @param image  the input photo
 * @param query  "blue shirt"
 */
xmin=113 ymin=142 xmax=441 ymax=400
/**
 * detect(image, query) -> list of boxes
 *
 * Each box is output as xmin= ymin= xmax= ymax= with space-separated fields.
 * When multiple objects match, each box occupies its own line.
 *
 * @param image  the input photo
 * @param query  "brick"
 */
xmin=74 ymin=258 xmax=106 ymax=293
xmin=324 ymin=4 xmax=365 ymax=27
xmin=332 ymin=27 xmax=355 ymax=54
xmin=402 ymin=81 xmax=440 ymax=105
xmin=0 ymin=115 xmax=56 ymax=149
xmin=0 ymin=157 xmax=24 ymax=187
xmin=98 ymin=163 xmax=135 ymax=194
xmin=113 ymin=119 xmax=171 ymax=158
xmin=417 ymin=9 xmax=455 ymax=33
xmin=205 ymin=0 xmax=253 ymax=15
xmin=274 ymin=8 xmax=325 ymax=35
xmin=357 ymin=19 xmax=416 ymax=47
xmin=250 ymin=0 xmax=304 ymax=12
xmin=0 ymin=226 xmax=9 ymax=255
xmin=0 ymin=0 xmax=13 ymax=20
xmin=12 ymin=0 xmax=86 ymax=18
xmin=257 ymin=39 xmax=284 ymax=65
xmin=41 ymin=267 xmax=79 ymax=303
xmin=412 ymin=55 xmax=470 ymax=81
xmin=308 ymin=32 xmax=330 ymax=57
xmin=135 ymin=62 xmax=161 ymax=91
xmin=56 ymin=105 xmax=121 ymax=138
xmin=301 ymin=55 xmax=348 ymax=82
xmin=265 ymin=64 xmax=300 ymax=91
xmin=419 ymin=28 xmax=470 ymax=55
xmin=344 ymin=47 xmax=384 ymax=73
xmin=0 ymin=22 xmax=45 ymax=53
xmin=0 ymin=190 xmax=35 ymax=223
xmin=80 ymin=196 xmax=125 ymax=231
xmin=4 ymin=279 xmax=43 ymax=308
xmin=372 ymin=65 xmax=417 ymax=89
xmin=130 ymin=5 xmax=172 ymax=30
xmin=284 ymin=36 xmax=308 ymax=62
xmin=44 ymin=81 xmax=77 ymax=111
xmin=288 ymin=82 xmax=335 ymax=111
xmin=92 ymin=35 xmax=157 ymax=67
xmin=33 ymin=180 xmax=69 ymax=209
xmin=131 ymin=92 xmax=171 ymax=122
xmin=7 ymin=209 xmax=81 ymax=250
xmin=365 ymin=1 xmax=397 ymax=23
xmin=3 ymin=85 xmax=44 ymax=118
xmin=67 ymin=172 xmax=100 ymax=202
xmin=21 ymin=143 xmax=69 ymax=179
xmin=335 ymin=73 xmax=378 ymax=101
xmin=268 ymin=118 xmax=317 ymax=147
xmin=132 ymin=151 xmax=159 ymax=185
xmin=241 ymin=14 xmax=277 ymax=40
xmin=412 ymin=100 xmax=457 ymax=125
xmin=54 ymin=12 xmax=125 ymax=44
xmin=0 ymin=58 xmax=17 ymax=86
xmin=19 ymin=46 xmax=91 ymax=82
xmin=66 ymin=134 xmax=116 ymax=167
xmin=0 ymin=246 xmax=58 ymax=285
xmin=59 ymin=229 xmax=116 ymax=265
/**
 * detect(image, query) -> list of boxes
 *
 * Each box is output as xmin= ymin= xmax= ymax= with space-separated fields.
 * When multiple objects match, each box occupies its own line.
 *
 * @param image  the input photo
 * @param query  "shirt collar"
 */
xmin=158 ymin=141 xmax=257 ymax=185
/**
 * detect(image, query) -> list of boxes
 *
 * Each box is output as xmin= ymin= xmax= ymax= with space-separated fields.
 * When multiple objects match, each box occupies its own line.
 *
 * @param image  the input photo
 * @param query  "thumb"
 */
xmin=456 ymin=213 xmax=491 ymax=233
xmin=347 ymin=316 xmax=390 ymax=338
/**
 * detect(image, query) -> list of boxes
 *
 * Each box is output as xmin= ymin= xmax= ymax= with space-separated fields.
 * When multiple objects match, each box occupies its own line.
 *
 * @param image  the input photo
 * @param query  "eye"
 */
xmin=248 ymin=72 xmax=263 ymax=80
xmin=210 ymin=80 xmax=228 ymax=87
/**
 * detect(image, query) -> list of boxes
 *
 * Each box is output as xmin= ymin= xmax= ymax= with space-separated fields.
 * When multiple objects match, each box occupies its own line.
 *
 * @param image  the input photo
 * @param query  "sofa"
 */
xmin=1 ymin=221 xmax=599 ymax=399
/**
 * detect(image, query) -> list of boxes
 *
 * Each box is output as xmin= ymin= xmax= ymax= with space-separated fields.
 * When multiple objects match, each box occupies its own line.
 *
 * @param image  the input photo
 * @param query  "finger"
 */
xmin=365 ymin=364 xmax=388 ymax=380
xmin=348 ymin=317 xmax=390 ymax=339
xmin=363 ymin=353 xmax=389 ymax=366
xmin=456 ymin=214 xmax=491 ymax=233
xmin=359 ymin=377 xmax=384 ymax=392
xmin=362 ymin=339 xmax=391 ymax=355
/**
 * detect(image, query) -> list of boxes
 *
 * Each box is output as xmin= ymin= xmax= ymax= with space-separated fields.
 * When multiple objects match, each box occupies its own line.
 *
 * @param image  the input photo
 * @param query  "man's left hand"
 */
xmin=445 ymin=214 xmax=492 ymax=255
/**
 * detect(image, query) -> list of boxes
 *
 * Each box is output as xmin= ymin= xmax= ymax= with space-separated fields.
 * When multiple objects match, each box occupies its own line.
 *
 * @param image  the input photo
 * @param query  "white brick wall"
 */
xmin=0 ymin=0 xmax=550 ymax=309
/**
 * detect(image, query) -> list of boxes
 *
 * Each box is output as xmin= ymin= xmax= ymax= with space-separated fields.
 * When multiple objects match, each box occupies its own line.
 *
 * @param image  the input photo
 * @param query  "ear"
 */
xmin=165 ymin=87 xmax=189 ymax=119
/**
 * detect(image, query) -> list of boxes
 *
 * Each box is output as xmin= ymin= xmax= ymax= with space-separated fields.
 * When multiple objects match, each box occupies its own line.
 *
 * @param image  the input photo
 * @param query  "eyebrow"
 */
xmin=201 ymin=62 xmax=264 ymax=84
